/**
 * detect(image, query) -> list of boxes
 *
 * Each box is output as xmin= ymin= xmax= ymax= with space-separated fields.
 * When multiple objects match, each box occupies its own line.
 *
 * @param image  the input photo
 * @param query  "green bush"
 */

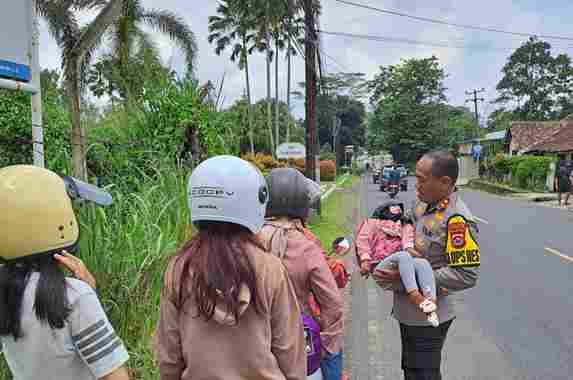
xmin=491 ymin=154 xmax=556 ymax=191
xmin=0 ymin=71 xmax=71 ymax=171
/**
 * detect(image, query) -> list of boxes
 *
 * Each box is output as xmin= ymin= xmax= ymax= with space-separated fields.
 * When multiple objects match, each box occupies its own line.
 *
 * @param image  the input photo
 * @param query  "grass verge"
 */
xmin=466 ymin=178 xmax=530 ymax=195
xmin=309 ymin=175 xmax=359 ymax=248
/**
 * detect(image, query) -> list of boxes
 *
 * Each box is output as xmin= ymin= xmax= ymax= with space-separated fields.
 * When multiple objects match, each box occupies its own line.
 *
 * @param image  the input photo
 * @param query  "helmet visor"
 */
xmin=305 ymin=177 xmax=322 ymax=204
xmin=62 ymin=176 xmax=113 ymax=206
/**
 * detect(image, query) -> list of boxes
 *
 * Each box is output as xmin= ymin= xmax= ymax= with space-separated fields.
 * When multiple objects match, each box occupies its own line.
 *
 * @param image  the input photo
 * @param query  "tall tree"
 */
xmin=280 ymin=6 xmax=304 ymax=144
xmin=107 ymin=0 xmax=197 ymax=106
xmin=367 ymin=56 xmax=447 ymax=163
xmin=496 ymin=37 xmax=573 ymax=120
xmin=487 ymin=108 xmax=516 ymax=132
xmin=39 ymin=0 xmax=124 ymax=180
xmin=208 ymin=0 xmax=257 ymax=154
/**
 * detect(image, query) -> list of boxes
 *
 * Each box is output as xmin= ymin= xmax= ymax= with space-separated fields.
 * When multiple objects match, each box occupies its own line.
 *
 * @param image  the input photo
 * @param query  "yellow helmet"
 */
xmin=0 ymin=165 xmax=80 ymax=261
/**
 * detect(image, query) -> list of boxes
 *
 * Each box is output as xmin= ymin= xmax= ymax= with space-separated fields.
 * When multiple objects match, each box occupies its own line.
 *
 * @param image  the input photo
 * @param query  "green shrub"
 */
xmin=491 ymin=154 xmax=556 ymax=191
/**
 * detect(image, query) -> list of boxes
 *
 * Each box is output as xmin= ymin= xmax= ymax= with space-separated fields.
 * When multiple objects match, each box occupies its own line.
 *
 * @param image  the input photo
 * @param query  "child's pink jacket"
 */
xmin=355 ymin=219 xmax=414 ymax=263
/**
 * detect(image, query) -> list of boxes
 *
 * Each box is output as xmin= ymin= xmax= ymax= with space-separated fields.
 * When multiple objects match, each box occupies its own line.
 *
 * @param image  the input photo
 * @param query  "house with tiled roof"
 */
xmin=505 ymin=116 xmax=573 ymax=160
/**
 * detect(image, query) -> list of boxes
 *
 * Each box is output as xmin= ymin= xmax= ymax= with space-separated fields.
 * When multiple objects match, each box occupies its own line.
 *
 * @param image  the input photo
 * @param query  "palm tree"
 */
xmin=38 ymin=0 xmax=124 ymax=180
xmin=250 ymin=0 xmax=283 ymax=156
xmin=108 ymin=0 xmax=197 ymax=106
xmin=280 ymin=9 xmax=305 ymax=144
xmin=208 ymin=0 xmax=256 ymax=154
xmin=253 ymin=0 xmax=306 ymax=151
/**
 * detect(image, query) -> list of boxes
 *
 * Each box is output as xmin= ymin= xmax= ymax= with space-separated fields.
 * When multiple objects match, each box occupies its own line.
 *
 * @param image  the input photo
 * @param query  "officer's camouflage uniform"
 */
xmin=379 ymin=191 xmax=479 ymax=325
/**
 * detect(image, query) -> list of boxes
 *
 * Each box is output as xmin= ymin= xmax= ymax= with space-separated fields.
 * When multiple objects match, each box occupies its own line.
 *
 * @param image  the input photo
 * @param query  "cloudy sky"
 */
xmin=38 ymin=0 xmax=573 ymax=121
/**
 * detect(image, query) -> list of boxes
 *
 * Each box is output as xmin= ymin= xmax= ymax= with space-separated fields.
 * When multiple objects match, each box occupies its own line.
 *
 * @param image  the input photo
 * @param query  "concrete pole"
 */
xmin=31 ymin=0 xmax=44 ymax=167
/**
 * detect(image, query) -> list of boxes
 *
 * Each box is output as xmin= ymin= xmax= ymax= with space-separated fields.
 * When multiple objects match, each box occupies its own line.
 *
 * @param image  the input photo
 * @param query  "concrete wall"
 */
xmin=457 ymin=156 xmax=479 ymax=186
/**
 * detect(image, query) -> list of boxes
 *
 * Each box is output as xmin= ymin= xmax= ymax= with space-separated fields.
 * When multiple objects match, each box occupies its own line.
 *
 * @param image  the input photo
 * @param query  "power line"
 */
xmin=317 ymin=30 xmax=573 ymax=51
xmin=332 ymin=0 xmax=573 ymax=42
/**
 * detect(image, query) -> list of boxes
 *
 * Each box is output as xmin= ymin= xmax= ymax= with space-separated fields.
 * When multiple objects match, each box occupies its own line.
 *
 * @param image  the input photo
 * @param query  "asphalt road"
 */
xmin=344 ymin=175 xmax=573 ymax=380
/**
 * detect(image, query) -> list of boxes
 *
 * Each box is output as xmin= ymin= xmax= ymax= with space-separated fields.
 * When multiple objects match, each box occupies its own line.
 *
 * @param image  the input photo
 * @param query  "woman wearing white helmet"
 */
xmin=258 ymin=168 xmax=345 ymax=380
xmin=153 ymin=155 xmax=306 ymax=380
xmin=0 ymin=165 xmax=130 ymax=380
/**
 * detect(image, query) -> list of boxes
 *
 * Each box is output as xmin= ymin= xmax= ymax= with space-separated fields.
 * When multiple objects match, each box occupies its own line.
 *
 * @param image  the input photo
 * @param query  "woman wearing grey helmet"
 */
xmin=153 ymin=156 xmax=306 ymax=380
xmin=258 ymin=168 xmax=345 ymax=380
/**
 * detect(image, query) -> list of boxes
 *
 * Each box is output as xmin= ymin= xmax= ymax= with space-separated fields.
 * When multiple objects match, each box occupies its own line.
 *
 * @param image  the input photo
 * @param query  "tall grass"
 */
xmin=78 ymin=165 xmax=191 ymax=379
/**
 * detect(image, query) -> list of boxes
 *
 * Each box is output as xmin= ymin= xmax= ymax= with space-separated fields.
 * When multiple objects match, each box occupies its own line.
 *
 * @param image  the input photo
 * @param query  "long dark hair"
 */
xmin=167 ymin=222 xmax=263 ymax=323
xmin=0 ymin=255 xmax=71 ymax=340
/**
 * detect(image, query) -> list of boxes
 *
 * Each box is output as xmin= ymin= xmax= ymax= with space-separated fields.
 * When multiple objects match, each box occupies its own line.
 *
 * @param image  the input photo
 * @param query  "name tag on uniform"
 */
xmin=445 ymin=214 xmax=480 ymax=267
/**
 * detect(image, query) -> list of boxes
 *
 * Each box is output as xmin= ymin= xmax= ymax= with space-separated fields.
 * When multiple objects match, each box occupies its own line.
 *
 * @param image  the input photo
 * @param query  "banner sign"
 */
xmin=277 ymin=143 xmax=306 ymax=160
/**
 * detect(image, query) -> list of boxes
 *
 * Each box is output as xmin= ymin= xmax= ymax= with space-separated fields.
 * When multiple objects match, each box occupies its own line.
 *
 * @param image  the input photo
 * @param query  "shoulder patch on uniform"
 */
xmin=445 ymin=214 xmax=480 ymax=267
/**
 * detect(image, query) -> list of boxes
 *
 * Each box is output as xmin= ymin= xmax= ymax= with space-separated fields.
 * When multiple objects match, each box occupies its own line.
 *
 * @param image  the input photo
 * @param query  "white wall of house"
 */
xmin=457 ymin=156 xmax=479 ymax=185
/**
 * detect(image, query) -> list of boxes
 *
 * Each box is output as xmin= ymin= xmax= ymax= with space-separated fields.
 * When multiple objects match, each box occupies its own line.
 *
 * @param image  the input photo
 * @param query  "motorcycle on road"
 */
xmin=387 ymin=183 xmax=399 ymax=199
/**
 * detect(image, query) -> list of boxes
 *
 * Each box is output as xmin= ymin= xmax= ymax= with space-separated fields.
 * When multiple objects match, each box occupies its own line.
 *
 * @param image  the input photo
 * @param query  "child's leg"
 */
xmin=378 ymin=251 xmax=418 ymax=293
xmin=413 ymin=258 xmax=437 ymax=300
xmin=377 ymin=252 xmax=437 ymax=315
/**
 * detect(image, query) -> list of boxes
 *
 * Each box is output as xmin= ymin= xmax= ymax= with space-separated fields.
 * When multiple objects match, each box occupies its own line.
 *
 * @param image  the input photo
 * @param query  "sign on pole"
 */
xmin=0 ymin=1 xmax=33 ymax=83
xmin=277 ymin=143 xmax=306 ymax=160
xmin=0 ymin=1 xmax=44 ymax=167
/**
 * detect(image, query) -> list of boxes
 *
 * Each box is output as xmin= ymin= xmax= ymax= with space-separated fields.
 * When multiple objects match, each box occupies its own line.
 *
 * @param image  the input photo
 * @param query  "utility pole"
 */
xmin=332 ymin=116 xmax=341 ymax=177
xmin=304 ymin=0 xmax=317 ymax=181
xmin=465 ymin=88 xmax=485 ymax=139
xmin=31 ymin=1 xmax=44 ymax=168
xmin=332 ymin=115 xmax=341 ymax=153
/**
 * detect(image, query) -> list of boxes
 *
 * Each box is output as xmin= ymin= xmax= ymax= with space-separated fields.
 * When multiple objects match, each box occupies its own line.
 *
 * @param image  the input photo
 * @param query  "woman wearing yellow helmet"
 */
xmin=0 ymin=165 xmax=130 ymax=380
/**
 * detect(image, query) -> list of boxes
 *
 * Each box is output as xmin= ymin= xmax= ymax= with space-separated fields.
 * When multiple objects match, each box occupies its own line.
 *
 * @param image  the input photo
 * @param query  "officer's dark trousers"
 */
xmin=399 ymin=319 xmax=453 ymax=380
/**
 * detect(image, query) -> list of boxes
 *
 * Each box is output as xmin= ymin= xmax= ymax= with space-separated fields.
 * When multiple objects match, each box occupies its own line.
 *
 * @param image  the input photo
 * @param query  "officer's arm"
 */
xmin=434 ymin=265 xmax=480 ymax=292
xmin=434 ymin=222 xmax=480 ymax=291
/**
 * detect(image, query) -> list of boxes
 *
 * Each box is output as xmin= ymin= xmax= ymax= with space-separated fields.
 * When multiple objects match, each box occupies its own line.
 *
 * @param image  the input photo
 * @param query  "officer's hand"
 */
xmin=408 ymin=248 xmax=424 ymax=258
xmin=360 ymin=260 xmax=371 ymax=277
xmin=372 ymin=267 xmax=400 ymax=287
xmin=55 ymin=251 xmax=97 ymax=290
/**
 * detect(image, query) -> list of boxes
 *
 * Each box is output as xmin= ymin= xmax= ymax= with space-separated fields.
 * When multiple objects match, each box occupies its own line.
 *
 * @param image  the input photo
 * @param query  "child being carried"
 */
xmin=355 ymin=202 xmax=439 ymax=327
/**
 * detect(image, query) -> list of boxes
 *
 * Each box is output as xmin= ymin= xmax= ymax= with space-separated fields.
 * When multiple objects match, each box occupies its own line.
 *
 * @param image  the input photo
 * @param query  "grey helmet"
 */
xmin=188 ymin=155 xmax=269 ymax=233
xmin=266 ymin=168 xmax=320 ymax=219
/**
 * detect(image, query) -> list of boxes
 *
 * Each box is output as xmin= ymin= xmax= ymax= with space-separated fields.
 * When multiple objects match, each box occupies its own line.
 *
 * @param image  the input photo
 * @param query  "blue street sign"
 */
xmin=0 ymin=59 xmax=31 ymax=82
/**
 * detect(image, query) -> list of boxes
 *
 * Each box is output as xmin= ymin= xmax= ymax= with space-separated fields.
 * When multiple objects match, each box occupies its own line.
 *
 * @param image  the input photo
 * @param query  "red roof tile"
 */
xmin=525 ymin=120 xmax=573 ymax=153
xmin=508 ymin=121 xmax=562 ymax=153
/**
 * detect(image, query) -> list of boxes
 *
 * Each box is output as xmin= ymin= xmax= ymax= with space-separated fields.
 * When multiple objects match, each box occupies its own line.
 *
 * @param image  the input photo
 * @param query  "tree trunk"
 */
xmin=266 ymin=3 xmax=274 ymax=156
xmin=275 ymin=40 xmax=280 ymax=148
xmin=287 ymin=38 xmax=291 ymax=143
xmin=243 ymin=43 xmax=255 ymax=155
xmin=266 ymin=38 xmax=274 ymax=156
xmin=68 ymin=70 xmax=87 ymax=180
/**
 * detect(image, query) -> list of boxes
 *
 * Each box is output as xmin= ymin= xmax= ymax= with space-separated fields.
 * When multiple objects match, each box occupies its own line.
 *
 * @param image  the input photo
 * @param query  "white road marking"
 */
xmin=474 ymin=216 xmax=489 ymax=225
xmin=545 ymin=247 xmax=573 ymax=263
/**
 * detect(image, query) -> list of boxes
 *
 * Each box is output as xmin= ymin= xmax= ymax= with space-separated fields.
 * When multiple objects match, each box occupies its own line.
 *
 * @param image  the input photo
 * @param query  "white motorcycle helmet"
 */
xmin=188 ymin=155 xmax=269 ymax=234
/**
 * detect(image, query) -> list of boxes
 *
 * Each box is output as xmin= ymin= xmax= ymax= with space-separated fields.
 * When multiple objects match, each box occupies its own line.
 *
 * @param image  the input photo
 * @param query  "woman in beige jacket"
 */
xmin=153 ymin=156 xmax=306 ymax=380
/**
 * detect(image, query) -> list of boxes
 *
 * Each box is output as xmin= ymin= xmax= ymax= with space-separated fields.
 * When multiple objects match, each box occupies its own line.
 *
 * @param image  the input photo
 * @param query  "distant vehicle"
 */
xmin=372 ymin=168 xmax=381 ymax=184
xmin=379 ymin=165 xmax=394 ymax=188
xmin=395 ymin=164 xmax=408 ymax=178
xmin=380 ymin=165 xmax=408 ymax=193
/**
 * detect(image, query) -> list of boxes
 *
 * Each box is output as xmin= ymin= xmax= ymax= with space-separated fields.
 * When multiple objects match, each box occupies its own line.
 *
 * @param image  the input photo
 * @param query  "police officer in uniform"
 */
xmin=374 ymin=150 xmax=480 ymax=380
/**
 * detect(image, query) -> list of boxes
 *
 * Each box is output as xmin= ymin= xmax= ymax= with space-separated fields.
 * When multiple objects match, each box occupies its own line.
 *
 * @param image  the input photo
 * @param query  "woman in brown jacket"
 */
xmin=153 ymin=156 xmax=306 ymax=380
xmin=258 ymin=168 xmax=345 ymax=380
